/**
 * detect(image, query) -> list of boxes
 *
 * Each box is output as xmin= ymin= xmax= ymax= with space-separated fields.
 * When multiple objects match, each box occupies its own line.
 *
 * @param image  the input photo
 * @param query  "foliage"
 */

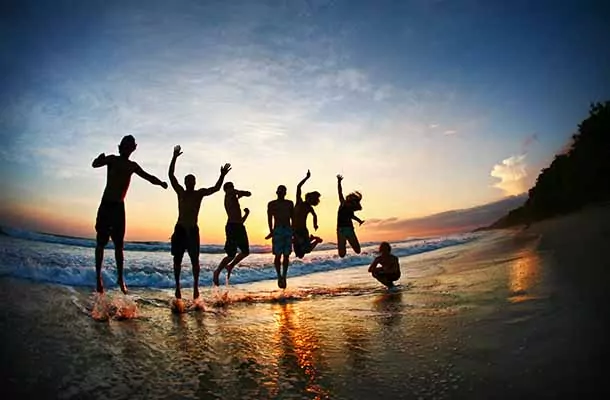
xmin=489 ymin=101 xmax=610 ymax=228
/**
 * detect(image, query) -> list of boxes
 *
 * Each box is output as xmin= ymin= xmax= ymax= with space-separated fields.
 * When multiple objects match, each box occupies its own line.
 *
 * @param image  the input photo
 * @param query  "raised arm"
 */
xmin=337 ymin=174 xmax=345 ymax=203
xmin=92 ymin=153 xmax=109 ymax=168
xmin=168 ymin=145 xmax=184 ymax=193
xmin=296 ymin=170 xmax=311 ymax=202
xmin=242 ymin=207 xmax=250 ymax=223
xmin=201 ymin=163 xmax=231 ymax=196
xmin=134 ymin=163 xmax=168 ymax=189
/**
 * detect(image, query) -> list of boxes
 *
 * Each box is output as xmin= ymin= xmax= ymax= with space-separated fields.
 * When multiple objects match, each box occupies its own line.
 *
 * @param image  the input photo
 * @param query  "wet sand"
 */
xmin=1 ymin=205 xmax=609 ymax=399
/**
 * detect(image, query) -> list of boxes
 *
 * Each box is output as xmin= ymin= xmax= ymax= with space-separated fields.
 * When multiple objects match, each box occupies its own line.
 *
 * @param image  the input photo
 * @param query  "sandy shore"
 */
xmin=1 ymin=206 xmax=609 ymax=399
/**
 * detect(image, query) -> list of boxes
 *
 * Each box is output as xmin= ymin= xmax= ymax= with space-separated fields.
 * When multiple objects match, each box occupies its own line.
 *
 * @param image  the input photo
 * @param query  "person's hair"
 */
xmin=379 ymin=242 xmax=391 ymax=253
xmin=346 ymin=191 xmax=362 ymax=210
xmin=305 ymin=191 xmax=321 ymax=205
xmin=346 ymin=191 xmax=362 ymax=202
xmin=118 ymin=135 xmax=136 ymax=155
xmin=223 ymin=182 xmax=234 ymax=191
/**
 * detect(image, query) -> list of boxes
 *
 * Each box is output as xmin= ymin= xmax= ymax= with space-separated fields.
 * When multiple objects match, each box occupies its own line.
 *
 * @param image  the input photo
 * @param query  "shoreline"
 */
xmin=1 ymin=207 xmax=609 ymax=399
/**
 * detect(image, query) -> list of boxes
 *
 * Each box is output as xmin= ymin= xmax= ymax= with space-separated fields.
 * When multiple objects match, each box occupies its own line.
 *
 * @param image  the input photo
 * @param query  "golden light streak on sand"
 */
xmin=507 ymin=245 xmax=542 ymax=303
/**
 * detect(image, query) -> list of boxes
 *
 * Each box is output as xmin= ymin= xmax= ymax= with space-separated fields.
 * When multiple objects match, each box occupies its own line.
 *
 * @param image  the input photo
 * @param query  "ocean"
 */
xmin=0 ymin=226 xmax=481 ymax=290
xmin=2 ymin=220 xmax=606 ymax=399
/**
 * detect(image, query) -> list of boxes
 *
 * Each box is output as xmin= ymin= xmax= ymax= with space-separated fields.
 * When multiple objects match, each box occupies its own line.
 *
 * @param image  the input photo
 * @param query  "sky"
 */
xmin=0 ymin=0 xmax=608 ymax=244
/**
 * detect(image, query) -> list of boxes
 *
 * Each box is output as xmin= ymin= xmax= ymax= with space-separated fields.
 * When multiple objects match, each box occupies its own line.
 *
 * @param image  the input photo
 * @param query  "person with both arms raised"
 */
xmin=168 ymin=144 xmax=231 ymax=299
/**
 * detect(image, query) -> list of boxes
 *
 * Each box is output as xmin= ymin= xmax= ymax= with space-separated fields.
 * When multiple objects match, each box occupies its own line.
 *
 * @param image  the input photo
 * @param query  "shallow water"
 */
xmin=1 ymin=230 xmax=605 ymax=399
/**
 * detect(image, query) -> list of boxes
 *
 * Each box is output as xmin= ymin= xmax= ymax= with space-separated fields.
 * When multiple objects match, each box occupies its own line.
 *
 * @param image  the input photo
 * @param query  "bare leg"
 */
xmin=337 ymin=233 xmax=347 ymax=258
xmin=281 ymin=255 xmax=290 ymax=288
xmin=274 ymin=254 xmax=282 ymax=288
xmin=372 ymin=269 xmax=394 ymax=288
xmin=214 ymin=256 xmax=233 ymax=286
xmin=115 ymin=244 xmax=128 ymax=294
xmin=173 ymin=257 xmax=183 ymax=299
xmin=347 ymin=234 xmax=361 ymax=254
xmin=95 ymin=245 xmax=105 ymax=293
xmin=190 ymin=256 xmax=200 ymax=299
xmin=226 ymin=252 xmax=249 ymax=283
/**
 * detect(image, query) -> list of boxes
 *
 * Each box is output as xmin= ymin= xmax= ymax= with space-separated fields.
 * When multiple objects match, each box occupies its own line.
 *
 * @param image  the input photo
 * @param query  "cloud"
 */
xmin=428 ymin=124 xmax=439 ymax=128
xmin=521 ymin=133 xmax=538 ymax=153
xmin=364 ymin=194 xmax=528 ymax=237
xmin=443 ymin=129 xmax=457 ymax=135
xmin=490 ymin=154 xmax=528 ymax=196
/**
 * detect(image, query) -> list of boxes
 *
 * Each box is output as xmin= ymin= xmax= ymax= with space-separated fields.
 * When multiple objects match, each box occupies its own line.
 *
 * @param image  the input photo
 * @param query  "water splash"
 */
xmin=90 ymin=293 xmax=139 ymax=321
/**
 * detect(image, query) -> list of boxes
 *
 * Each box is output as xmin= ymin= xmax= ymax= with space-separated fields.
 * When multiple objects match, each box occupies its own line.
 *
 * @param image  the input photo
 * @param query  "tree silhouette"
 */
xmin=488 ymin=101 xmax=610 ymax=229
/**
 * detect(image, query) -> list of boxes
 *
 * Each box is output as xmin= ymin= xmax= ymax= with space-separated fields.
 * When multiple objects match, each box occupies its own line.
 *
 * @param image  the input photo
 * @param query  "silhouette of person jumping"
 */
xmin=213 ymin=182 xmax=251 ymax=286
xmin=266 ymin=185 xmax=294 ymax=289
xmin=169 ymin=145 xmax=231 ymax=299
xmin=92 ymin=135 xmax=168 ymax=294
xmin=336 ymin=174 xmax=364 ymax=257
xmin=368 ymin=242 xmax=401 ymax=288
xmin=292 ymin=170 xmax=322 ymax=259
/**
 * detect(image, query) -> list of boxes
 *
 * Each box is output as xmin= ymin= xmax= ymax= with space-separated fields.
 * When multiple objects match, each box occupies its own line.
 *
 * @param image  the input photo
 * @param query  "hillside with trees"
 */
xmin=487 ymin=101 xmax=610 ymax=229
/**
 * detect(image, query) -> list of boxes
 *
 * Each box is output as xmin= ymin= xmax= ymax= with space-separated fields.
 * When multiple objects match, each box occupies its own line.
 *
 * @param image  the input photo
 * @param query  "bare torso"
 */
xmin=375 ymin=254 xmax=400 ymax=275
xmin=292 ymin=200 xmax=312 ymax=229
xmin=102 ymin=155 xmax=138 ymax=202
xmin=225 ymin=193 xmax=243 ymax=224
xmin=268 ymin=199 xmax=294 ymax=228
xmin=177 ymin=190 xmax=205 ymax=227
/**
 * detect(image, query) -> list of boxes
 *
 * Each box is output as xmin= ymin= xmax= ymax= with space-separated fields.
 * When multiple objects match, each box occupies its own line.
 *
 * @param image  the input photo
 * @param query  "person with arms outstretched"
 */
xmin=266 ymin=185 xmax=294 ymax=288
xmin=169 ymin=145 xmax=231 ymax=299
xmin=368 ymin=242 xmax=401 ymax=288
xmin=213 ymin=182 xmax=251 ymax=286
xmin=292 ymin=170 xmax=322 ymax=259
xmin=336 ymin=174 xmax=364 ymax=257
xmin=92 ymin=135 xmax=168 ymax=294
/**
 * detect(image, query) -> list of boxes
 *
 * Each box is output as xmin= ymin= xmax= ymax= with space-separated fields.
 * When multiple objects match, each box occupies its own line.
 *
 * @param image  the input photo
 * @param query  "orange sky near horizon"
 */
xmin=0 ymin=188 xmax=500 ymax=245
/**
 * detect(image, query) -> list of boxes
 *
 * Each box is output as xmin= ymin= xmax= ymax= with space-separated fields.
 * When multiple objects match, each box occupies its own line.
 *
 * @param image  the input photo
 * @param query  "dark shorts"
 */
xmin=95 ymin=201 xmax=125 ymax=247
xmin=272 ymin=226 xmax=292 ymax=256
xmin=293 ymin=228 xmax=311 ymax=258
xmin=225 ymin=223 xmax=249 ymax=258
xmin=337 ymin=226 xmax=356 ymax=240
xmin=171 ymin=224 xmax=200 ymax=260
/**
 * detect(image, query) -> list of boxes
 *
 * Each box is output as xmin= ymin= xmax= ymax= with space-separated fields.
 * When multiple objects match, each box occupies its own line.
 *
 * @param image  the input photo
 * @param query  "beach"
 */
xmin=1 ymin=205 xmax=609 ymax=399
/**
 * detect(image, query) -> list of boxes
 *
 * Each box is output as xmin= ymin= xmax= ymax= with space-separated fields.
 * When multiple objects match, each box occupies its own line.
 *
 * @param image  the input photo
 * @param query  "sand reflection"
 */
xmin=272 ymin=303 xmax=331 ymax=399
xmin=508 ymin=245 xmax=542 ymax=303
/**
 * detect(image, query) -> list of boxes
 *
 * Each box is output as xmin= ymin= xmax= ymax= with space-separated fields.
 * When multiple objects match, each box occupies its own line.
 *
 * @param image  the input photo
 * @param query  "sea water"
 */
xmin=0 ymin=227 xmax=483 ymax=290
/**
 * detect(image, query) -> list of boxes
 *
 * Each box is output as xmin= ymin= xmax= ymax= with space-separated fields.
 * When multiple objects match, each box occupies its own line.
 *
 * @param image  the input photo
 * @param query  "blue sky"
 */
xmin=0 ymin=0 xmax=608 ymax=242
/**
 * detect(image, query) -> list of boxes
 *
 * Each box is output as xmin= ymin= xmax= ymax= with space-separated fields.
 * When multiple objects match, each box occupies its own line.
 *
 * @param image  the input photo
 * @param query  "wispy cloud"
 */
xmin=521 ymin=132 xmax=538 ymax=153
xmin=443 ymin=129 xmax=457 ymax=135
xmin=364 ymin=194 xmax=528 ymax=237
xmin=490 ymin=154 xmax=529 ymax=196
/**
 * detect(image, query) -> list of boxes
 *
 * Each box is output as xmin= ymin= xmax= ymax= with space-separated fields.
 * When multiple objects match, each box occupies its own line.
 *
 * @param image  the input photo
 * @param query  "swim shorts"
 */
xmin=272 ymin=226 xmax=293 ymax=256
xmin=95 ymin=201 xmax=126 ymax=247
xmin=337 ymin=226 xmax=356 ymax=240
xmin=171 ymin=224 xmax=200 ymax=260
xmin=224 ymin=223 xmax=249 ymax=258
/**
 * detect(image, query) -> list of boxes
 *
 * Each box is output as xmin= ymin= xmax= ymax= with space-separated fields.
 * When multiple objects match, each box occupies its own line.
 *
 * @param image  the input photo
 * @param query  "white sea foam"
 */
xmin=0 ymin=228 xmax=484 ymax=288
